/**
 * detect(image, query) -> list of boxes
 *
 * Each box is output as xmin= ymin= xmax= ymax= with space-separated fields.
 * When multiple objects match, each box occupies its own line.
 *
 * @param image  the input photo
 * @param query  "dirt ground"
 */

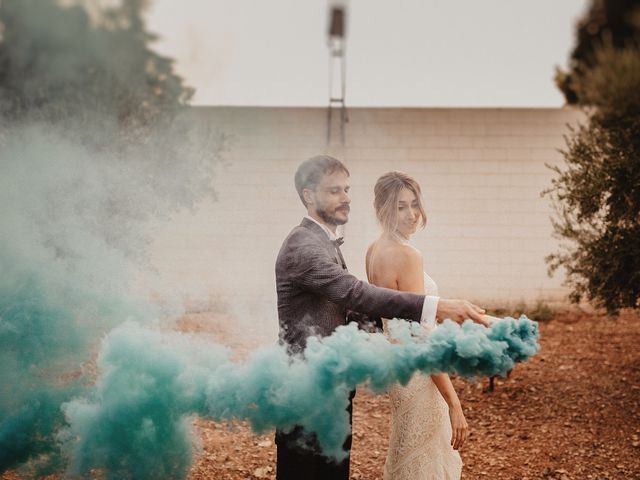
xmin=3 ymin=311 xmax=639 ymax=480
xmin=188 ymin=311 xmax=640 ymax=480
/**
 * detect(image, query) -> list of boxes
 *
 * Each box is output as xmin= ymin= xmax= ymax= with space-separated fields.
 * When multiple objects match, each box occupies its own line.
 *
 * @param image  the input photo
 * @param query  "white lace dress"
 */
xmin=382 ymin=273 xmax=463 ymax=480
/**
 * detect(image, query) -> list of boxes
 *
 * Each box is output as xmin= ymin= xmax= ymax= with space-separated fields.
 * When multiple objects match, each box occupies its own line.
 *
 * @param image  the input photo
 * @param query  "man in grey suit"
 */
xmin=275 ymin=155 xmax=487 ymax=480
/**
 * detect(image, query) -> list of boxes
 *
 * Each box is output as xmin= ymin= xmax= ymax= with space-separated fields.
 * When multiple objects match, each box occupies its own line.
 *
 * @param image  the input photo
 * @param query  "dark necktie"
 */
xmin=332 ymin=237 xmax=347 ymax=270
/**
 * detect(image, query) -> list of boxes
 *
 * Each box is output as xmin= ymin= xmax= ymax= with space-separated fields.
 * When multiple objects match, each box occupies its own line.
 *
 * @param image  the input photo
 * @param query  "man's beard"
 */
xmin=317 ymin=205 xmax=349 ymax=226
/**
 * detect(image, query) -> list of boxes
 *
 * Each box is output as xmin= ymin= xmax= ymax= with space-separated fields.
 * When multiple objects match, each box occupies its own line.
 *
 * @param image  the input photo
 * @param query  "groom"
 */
xmin=274 ymin=155 xmax=487 ymax=480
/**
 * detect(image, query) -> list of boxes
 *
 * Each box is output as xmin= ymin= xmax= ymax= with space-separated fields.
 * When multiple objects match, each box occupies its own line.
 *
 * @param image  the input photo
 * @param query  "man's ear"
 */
xmin=302 ymin=188 xmax=314 ymax=206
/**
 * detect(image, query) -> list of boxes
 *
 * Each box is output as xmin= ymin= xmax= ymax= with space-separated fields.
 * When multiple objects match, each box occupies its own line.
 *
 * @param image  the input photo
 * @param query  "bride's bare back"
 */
xmin=366 ymin=235 xmax=425 ymax=295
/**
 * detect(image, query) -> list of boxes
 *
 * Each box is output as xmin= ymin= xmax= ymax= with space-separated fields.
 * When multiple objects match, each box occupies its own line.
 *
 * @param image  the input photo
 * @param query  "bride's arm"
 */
xmin=394 ymin=246 xmax=470 ymax=450
xmin=430 ymin=374 xmax=468 ymax=450
xmin=395 ymin=245 xmax=425 ymax=294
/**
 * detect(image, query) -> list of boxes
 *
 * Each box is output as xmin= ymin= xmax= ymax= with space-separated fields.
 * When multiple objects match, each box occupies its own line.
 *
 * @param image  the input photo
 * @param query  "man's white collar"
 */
xmin=304 ymin=215 xmax=338 ymax=241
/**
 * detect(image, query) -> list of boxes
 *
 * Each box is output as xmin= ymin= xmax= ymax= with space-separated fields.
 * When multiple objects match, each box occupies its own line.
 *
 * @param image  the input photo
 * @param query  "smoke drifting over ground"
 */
xmin=59 ymin=317 xmax=538 ymax=479
xmin=0 ymin=1 xmax=221 ymax=474
xmin=0 ymin=111 xmax=540 ymax=479
xmin=0 ymin=120 xmax=539 ymax=478
xmin=0 ymin=2 xmax=540 ymax=479
xmin=0 ymin=117 xmax=220 ymax=475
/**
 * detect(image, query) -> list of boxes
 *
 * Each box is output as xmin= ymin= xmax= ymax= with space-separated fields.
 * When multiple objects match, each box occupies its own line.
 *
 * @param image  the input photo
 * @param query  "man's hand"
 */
xmin=437 ymin=299 xmax=488 ymax=326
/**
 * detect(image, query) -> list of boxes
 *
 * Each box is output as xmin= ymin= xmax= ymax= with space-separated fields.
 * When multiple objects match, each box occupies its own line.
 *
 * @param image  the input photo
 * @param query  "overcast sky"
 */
xmin=145 ymin=0 xmax=589 ymax=107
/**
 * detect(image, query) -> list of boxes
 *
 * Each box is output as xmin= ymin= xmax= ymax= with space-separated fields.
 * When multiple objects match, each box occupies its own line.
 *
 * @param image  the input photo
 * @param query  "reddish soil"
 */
xmin=188 ymin=311 xmax=640 ymax=480
xmin=3 ymin=311 xmax=639 ymax=479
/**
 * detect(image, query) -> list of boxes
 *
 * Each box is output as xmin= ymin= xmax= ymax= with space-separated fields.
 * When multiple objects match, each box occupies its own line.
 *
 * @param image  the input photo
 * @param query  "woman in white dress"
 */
xmin=366 ymin=171 xmax=466 ymax=479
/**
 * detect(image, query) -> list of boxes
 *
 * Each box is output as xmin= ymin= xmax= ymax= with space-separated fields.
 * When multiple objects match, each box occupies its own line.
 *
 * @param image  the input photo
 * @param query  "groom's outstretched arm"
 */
xmin=287 ymin=240 xmax=487 ymax=326
xmin=284 ymin=236 xmax=487 ymax=326
xmin=285 ymin=240 xmax=424 ymax=322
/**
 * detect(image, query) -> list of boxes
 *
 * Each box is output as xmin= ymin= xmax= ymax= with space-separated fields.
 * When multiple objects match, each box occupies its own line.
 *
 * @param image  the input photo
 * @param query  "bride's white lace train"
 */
xmin=382 ymin=271 xmax=462 ymax=479
xmin=383 ymin=372 xmax=462 ymax=480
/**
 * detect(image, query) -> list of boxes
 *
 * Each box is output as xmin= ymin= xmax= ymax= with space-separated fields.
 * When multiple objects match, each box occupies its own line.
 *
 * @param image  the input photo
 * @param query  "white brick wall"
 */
xmin=149 ymin=106 xmax=583 ymax=337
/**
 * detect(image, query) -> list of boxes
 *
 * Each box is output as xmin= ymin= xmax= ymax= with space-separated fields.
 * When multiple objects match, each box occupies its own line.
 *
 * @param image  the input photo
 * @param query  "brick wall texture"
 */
xmin=150 ymin=106 xmax=583 ymax=332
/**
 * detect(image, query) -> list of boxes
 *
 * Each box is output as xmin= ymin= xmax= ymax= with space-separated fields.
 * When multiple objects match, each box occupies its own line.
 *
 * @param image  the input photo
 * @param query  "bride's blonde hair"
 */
xmin=373 ymin=171 xmax=427 ymax=238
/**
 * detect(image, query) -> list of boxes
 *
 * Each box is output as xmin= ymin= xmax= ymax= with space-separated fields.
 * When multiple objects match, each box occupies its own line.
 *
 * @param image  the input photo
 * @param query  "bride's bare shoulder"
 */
xmin=369 ymin=238 xmax=422 ymax=268
xmin=395 ymin=242 xmax=423 ymax=267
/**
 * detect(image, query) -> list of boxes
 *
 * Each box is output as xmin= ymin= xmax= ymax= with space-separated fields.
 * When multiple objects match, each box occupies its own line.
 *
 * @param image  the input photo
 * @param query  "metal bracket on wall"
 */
xmin=327 ymin=4 xmax=349 ymax=145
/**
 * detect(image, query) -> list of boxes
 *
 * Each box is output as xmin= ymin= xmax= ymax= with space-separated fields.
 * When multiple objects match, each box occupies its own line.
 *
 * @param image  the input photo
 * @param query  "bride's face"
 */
xmin=395 ymin=188 xmax=421 ymax=239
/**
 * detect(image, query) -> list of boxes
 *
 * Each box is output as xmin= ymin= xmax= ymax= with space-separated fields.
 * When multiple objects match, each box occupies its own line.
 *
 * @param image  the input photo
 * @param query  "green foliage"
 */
xmin=0 ymin=0 xmax=222 ymax=261
xmin=525 ymin=300 xmax=555 ymax=322
xmin=545 ymin=45 xmax=640 ymax=315
xmin=486 ymin=300 xmax=555 ymax=322
xmin=555 ymin=0 xmax=640 ymax=104
xmin=0 ymin=0 xmax=192 ymax=131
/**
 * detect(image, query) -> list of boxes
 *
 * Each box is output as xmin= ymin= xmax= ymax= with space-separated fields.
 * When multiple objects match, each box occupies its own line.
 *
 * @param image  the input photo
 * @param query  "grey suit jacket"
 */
xmin=275 ymin=218 xmax=424 ymax=354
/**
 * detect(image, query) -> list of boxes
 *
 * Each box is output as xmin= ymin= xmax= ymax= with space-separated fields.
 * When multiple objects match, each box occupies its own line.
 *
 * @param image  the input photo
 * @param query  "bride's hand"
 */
xmin=448 ymin=403 xmax=469 ymax=450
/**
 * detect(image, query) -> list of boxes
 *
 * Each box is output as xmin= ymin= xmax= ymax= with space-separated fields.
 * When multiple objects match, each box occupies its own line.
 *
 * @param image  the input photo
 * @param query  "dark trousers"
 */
xmin=275 ymin=391 xmax=355 ymax=480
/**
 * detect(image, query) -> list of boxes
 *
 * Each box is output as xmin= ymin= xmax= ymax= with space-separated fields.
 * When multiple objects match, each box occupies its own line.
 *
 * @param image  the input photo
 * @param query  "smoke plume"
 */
xmin=59 ymin=316 xmax=538 ymax=478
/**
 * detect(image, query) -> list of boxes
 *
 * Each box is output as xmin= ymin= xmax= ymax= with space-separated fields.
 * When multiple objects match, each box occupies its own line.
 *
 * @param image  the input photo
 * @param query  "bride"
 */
xmin=366 ymin=171 xmax=466 ymax=479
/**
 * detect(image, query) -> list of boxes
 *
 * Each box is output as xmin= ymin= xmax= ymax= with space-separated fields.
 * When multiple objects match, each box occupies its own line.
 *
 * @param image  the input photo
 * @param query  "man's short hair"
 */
xmin=294 ymin=155 xmax=350 ymax=206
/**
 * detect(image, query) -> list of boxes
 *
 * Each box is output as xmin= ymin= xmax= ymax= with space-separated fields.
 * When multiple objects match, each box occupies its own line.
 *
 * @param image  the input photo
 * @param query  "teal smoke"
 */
xmin=0 ymin=0 xmax=220 ymax=476
xmin=0 ymin=152 xmax=148 ymax=475
xmin=61 ymin=316 xmax=539 ymax=479
xmin=0 ymin=244 xmax=142 ymax=474
xmin=0 ymin=124 xmax=538 ymax=478
xmin=0 ymin=119 xmax=217 ymax=476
